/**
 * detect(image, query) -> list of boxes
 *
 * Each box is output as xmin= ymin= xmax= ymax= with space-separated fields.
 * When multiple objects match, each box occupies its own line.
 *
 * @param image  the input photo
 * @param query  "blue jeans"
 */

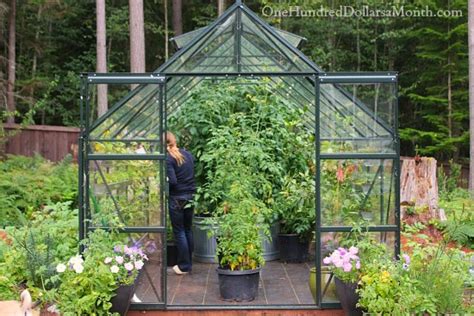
xmin=169 ymin=197 xmax=193 ymax=272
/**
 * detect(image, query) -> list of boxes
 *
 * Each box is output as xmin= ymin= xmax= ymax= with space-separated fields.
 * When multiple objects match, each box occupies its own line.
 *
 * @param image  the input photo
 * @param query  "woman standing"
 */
xmin=166 ymin=132 xmax=195 ymax=275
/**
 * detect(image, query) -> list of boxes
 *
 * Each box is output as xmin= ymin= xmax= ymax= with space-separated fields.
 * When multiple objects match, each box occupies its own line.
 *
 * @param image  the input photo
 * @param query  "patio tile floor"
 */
xmin=166 ymin=261 xmax=315 ymax=306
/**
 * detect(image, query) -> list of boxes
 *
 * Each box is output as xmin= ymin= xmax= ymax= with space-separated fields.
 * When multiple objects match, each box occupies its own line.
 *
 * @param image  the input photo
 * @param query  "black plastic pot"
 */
xmin=278 ymin=233 xmax=309 ymax=263
xmin=334 ymin=277 xmax=363 ymax=316
xmin=167 ymin=242 xmax=178 ymax=267
xmin=110 ymin=283 xmax=136 ymax=316
xmin=217 ymin=267 xmax=260 ymax=302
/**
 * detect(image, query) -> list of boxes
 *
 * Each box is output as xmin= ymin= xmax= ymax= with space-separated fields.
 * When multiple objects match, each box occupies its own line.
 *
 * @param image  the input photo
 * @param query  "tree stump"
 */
xmin=400 ymin=157 xmax=440 ymax=219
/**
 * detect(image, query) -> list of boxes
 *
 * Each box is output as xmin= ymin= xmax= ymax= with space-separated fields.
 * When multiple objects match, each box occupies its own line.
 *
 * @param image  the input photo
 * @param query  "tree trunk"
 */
xmin=129 ymin=0 xmax=145 ymax=88
xmin=96 ymin=0 xmax=108 ymax=117
xmin=218 ymin=0 xmax=225 ymax=17
xmin=172 ymin=0 xmax=182 ymax=36
xmin=164 ymin=0 xmax=169 ymax=61
xmin=469 ymin=0 xmax=474 ymax=193
xmin=400 ymin=157 xmax=439 ymax=218
xmin=6 ymin=0 xmax=16 ymax=123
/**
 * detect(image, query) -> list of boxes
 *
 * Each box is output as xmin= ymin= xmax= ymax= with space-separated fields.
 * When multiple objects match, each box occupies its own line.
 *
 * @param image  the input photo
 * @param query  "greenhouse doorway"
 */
xmin=79 ymin=0 xmax=399 ymax=311
xmin=79 ymin=71 xmax=399 ymax=311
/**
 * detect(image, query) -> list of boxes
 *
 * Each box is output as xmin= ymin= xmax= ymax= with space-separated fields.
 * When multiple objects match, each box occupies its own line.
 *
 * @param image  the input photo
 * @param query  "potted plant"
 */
xmin=210 ymin=179 xmax=270 ymax=302
xmin=275 ymin=172 xmax=315 ymax=263
xmin=55 ymin=230 xmax=148 ymax=316
xmin=323 ymin=246 xmax=363 ymax=316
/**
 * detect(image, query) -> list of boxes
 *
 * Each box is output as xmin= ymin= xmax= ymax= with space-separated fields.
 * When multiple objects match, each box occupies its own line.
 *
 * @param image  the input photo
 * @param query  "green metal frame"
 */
xmin=79 ymin=73 xmax=168 ymax=307
xmin=79 ymin=0 xmax=400 ymax=312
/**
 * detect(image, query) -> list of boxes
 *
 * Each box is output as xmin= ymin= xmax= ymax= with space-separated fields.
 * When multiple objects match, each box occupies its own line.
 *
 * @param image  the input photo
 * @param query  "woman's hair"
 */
xmin=166 ymin=131 xmax=185 ymax=166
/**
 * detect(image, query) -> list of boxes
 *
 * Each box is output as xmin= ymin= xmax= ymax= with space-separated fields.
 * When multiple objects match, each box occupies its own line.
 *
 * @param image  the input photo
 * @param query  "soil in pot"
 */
xmin=217 ymin=268 xmax=260 ymax=302
xmin=334 ymin=277 xmax=363 ymax=316
xmin=278 ymin=234 xmax=309 ymax=263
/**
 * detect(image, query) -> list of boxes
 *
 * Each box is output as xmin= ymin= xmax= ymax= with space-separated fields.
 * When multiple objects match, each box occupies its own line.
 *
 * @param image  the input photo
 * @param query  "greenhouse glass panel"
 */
xmin=319 ymin=82 xmax=396 ymax=154
xmin=90 ymin=84 xmax=164 ymax=142
xmin=320 ymin=159 xmax=396 ymax=227
xmin=171 ymin=25 xmax=305 ymax=50
xmin=87 ymin=160 xmax=165 ymax=228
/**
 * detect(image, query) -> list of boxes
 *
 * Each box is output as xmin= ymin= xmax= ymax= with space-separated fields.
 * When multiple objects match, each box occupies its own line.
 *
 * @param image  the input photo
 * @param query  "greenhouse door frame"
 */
xmin=315 ymin=72 xmax=400 ymax=309
xmin=79 ymin=73 xmax=168 ymax=310
xmin=79 ymin=71 xmax=399 ymax=311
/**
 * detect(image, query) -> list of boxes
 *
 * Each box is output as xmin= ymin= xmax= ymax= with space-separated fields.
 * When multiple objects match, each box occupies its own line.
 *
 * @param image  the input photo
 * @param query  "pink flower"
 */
xmin=349 ymin=246 xmax=358 ymax=255
xmin=115 ymin=256 xmax=124 ymax=264
xmin=110 ymin=265 xmax=119 ymax=273
xmin=333 ymin=258 xmax=343 ymax=268
xmin=104 ymin=257 xmax=112 ymax=264
xmin=124 ymin=262 xmax=134 ymax=271
xmin=134 ymin=260 xmax=144 ymax=270
xmin=337 ymin=247 xmax=347 ymax=256
xmin=343 ymin=262 xmax=352 ymax=272
xmin=355 ymin=261 xmax=361 ymax=270
xmin=323 ymin=257 xmax=332 ymax=265
xmin=336 ymin=166 xmax=345 ymax=183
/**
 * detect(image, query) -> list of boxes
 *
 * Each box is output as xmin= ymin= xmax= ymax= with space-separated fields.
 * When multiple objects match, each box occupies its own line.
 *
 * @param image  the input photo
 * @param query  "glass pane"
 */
xmin=88 ymin=160 xmax=164 ymax=228
xmin=122 ymin=232 xmax=164 ymax=304
xmin=319 ymin=82 xmax=396 ymax=154
xmin=90 ymin=84 xmax=163 ymax=140
xmin=165 ymin=13 xmax=237 ymax=73
xmin=319 ymin=231 xmax=396 ymax=304
xmin=241 ymin=12 xmax=314 ymax=72
xmin=321 ymin=159 xmax=396 ymax=226
xmin=89 ymin=141 xmax=163 ymax=155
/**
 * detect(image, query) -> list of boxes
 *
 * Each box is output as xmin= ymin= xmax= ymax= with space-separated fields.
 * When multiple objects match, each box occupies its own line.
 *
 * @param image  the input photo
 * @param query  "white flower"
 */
xmin=134 ymin=260 xmax=144 ymax=270
xmin=110 ymin=265 xmax=119 ymax=273
xmin=56 ymin=263 xmax=66 ymax=273
xmin=104 ymin=257 xmax=112 ymax=264
xmin=115 ymin=256 xmax=124 ymax=264
xmin=68 ymin=255 xmax=83 ymax=266
xmin=73 ymin=262 xmax=84 ymax=274
xmin=124 ymin=262 xmax=134 ymax=271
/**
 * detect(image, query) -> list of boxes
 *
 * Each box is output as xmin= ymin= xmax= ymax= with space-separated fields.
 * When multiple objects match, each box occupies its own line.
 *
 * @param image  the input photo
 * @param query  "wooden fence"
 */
xmin=2 ymin=124 xmax=80 ymax=162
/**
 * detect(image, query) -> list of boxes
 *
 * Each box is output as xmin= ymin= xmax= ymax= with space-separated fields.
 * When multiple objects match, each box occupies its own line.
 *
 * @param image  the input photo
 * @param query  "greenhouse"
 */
xmin=79 ymin=0 xmax=399 ymax=311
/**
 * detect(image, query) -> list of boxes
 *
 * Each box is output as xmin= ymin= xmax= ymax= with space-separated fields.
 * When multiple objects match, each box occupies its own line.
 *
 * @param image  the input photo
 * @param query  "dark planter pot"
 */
xmin=167 ymin=242 xmax=178 ymax=267
xmin=278 ymin=233 xmax=309 ymax=263
xmin=334 ymin=277 xmax=363 ymax=316
xmin=110 ymin=283 xmax=136 ymax=316
xmin=217 ymin=267 xmax=260 ymax=302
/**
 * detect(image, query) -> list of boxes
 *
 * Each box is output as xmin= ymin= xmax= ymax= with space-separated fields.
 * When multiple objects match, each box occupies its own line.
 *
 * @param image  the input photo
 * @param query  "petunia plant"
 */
xmin=53 ymin=230 xmax=149 ymax=315
xmin=323 ymin=246 xmax=361 ymax=283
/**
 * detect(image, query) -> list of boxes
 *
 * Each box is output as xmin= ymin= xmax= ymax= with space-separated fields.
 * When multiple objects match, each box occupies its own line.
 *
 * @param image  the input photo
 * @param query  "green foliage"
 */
xmin=438 ymin=160 xmax=463 ymax=200
xmin=357 ymin=243 xmax=470 ymax=315
xmin=274 ymin=171 xmax=315 ymax=241
xmin=0 ymin=155 xmax=78 ymax=227
xmin=438 ymin=188 xmax=474 ymax=248
xmin=209 ymin=168 xmax=270 ymax=271
xmin=0 ymin=202 xmax=78 ymax=301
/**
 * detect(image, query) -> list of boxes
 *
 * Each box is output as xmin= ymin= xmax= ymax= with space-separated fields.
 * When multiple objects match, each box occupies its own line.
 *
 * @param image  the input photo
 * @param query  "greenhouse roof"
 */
xmin=89 ymin=1 xmax=396 ymax=146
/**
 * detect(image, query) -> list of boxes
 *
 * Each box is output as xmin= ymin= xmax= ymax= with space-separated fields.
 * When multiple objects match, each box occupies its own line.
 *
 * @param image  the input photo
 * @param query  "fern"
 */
xmin=443 ymin=221 xmax=474 ymax=248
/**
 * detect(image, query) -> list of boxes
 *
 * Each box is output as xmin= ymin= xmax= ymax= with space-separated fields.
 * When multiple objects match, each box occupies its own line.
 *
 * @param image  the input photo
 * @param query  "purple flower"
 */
xmin=402 ymin=254 xmax=410 ymax=265
xmin=338 ymin=247 xmax=347 ymax=256
xmin=114 ymin=245 xmax=122 ymax=253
